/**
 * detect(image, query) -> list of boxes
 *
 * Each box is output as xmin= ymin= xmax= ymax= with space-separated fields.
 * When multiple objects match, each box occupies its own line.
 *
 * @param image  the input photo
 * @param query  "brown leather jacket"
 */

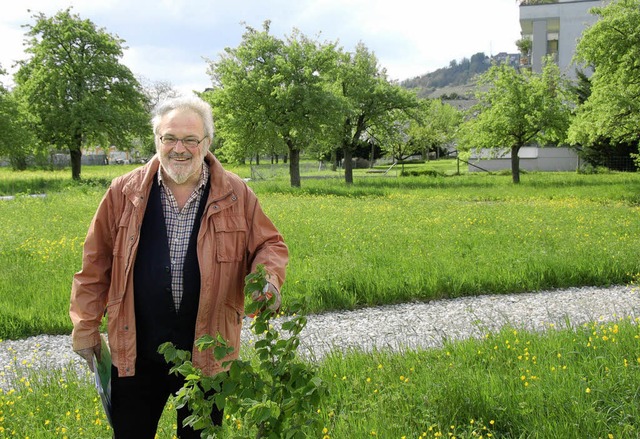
xmin=70 ymin=153 xmax=288 ymax=377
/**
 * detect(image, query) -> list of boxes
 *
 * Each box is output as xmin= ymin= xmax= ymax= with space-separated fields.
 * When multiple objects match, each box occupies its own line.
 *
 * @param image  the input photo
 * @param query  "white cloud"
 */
xmin=1 ymin=0 xmax=522 ymax=93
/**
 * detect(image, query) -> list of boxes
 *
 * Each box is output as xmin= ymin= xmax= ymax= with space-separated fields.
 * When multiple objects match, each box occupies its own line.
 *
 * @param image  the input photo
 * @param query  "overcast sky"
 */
xmin=0 ymin=0 xmax=522 ymax=96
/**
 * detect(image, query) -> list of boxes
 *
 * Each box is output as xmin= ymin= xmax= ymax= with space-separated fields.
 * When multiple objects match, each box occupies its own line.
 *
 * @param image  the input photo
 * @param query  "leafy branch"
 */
xmin=160 ymin=265 xmax=326 ymax=438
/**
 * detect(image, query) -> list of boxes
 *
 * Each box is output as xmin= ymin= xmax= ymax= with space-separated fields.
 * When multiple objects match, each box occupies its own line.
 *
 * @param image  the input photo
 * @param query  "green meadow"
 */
xmin=1 ymin=161 xmax=639 ymax=438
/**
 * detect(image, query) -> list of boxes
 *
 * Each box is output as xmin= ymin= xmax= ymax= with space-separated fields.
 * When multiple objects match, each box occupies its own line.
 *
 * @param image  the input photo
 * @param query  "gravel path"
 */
xmin=2 ymin=284 xmax=639 ymax=389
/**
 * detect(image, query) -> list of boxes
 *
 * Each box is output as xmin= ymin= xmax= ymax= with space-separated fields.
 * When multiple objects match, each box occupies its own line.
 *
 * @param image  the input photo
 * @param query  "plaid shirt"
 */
xmin=158 ymin=163 xmax=209 ymax=311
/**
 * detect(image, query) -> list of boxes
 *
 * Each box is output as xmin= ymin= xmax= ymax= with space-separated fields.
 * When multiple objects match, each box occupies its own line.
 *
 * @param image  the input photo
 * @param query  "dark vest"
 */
xmin=133 ymin=176 xmax=210 ymax=364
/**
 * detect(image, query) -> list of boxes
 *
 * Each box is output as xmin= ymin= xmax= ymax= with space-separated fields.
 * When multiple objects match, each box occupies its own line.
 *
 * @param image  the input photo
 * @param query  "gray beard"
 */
xmin=160 ymin=160 xmax=193 ymax=185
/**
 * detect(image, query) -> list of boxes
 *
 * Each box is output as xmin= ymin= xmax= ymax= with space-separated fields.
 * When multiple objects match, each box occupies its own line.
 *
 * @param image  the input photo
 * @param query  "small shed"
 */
xmin=468 ymin=147 xmax=579 ymax=172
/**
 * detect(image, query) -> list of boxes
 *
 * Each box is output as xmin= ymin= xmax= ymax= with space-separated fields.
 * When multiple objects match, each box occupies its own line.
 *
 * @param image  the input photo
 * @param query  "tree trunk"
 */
xmin=344 ymin=147 xmax=354 ymax=185
xmin=256 ymin=153 xmax=260 ymax=166
xmin=10 ymin=154 xmax=28 ymax=171
xmin=70 ymin=130 xmax=83 ymax=180
xmin=70 ymin=148 xmax=82 ymax=180
xmin=511 ymin=145 xmax=520 ymax=184
xmin=288 ymin=144 xmax=301 ymax=188
xmin=369 ymin=142 xmax=375 ymax=168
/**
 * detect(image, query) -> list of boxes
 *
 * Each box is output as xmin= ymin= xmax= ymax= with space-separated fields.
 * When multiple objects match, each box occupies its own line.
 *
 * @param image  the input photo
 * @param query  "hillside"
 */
xmin=401 ymin=51 xmax=520 ymax=100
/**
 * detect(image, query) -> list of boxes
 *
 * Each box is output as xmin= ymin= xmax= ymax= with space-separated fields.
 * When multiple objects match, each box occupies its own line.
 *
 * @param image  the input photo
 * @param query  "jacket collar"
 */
xmin=205 ymin=151 xmax=234 ymax=202
xmin=121 ymin=152 xmax=233 ymax=205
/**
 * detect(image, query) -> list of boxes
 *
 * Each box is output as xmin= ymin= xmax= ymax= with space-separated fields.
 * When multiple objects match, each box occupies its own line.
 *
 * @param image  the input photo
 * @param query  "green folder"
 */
xmin=92 ymin=334 xmax=112 ymax=427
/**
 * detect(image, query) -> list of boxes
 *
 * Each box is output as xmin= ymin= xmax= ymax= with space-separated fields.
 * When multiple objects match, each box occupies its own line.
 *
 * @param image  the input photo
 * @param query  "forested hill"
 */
xmin=401 ymin=52 xmax=520 ymax=99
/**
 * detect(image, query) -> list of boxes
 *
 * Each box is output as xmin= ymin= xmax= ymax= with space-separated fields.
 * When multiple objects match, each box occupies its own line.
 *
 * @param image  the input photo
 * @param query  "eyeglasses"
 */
xmin=159 ymin=135 xmax=208 ymax=148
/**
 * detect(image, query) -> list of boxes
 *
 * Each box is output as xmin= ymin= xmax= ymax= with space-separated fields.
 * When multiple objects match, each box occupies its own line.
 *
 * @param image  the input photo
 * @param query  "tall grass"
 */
xmin=1 ymin=167 xmax=639 ymax=339
xmin=2 ymin=316 xmax=639 ymax=437
xmin=0 ymin=162 xmax=251 ymax=195
xmin=1 ymin=164 xmax=639 ymax=438
xmin=316 ymin=316 xmax=640 ymax=438
xmin=269 ymin=187 xmax=638 ymax=309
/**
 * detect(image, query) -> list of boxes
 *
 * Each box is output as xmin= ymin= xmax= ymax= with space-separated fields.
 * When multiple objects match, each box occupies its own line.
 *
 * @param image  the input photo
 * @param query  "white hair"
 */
xmin=151 ymin=95 xmax=214 ymax=140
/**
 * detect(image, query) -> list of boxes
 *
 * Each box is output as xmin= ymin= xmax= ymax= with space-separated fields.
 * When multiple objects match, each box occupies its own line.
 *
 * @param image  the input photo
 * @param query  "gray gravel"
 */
xmin=2 ymin=285 xmax=639 ymax=389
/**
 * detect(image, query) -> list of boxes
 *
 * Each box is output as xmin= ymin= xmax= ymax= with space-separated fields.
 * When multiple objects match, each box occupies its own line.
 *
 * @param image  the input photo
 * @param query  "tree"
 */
xmin=405 ymin=99 xmax=462 ymax=160
xmin=206 ymin=22 xmax=341 ymax=187
xmin=372 ymin=99 xmax=462 ymax=167
xmin=335 ymin=43 xmax=419 ymax=184
xmin=0 ymin=67 xmax=37 ymax=170
xmin=139 ymin=76 xmax=181 ymax=113
xmin=568 ymin=70 xmax=637 ymax=171
xmin=14 ymin=9 xmax=150 ymax=179
xmin=458 ymin=61 xmax=571 ymax=183
xmin=138 ymin=77 xmax=181 ymax=156
xmin=369 ymin=112 xmax=412 ymax=166
xmin=568 ymin=0 xmax=640 ymax=151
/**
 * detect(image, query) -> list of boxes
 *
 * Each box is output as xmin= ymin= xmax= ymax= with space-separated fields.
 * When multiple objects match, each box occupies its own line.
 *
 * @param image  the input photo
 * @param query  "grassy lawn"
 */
xmin=1 ymin=163 xmax=638 ymax=338
xmin=3 ymin=316 xmax=639 ymax=438
xmin=0 ymin=161 xmax=639 ymax=438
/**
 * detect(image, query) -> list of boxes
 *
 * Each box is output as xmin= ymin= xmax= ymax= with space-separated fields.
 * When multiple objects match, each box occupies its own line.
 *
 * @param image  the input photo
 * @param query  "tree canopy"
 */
xmin=0 ymin=66 xmax=36 ymax=169
xmin=336 ymin=43 xmax=419 ymax=184
xmin=568 ymin=0 xmax=640 ymax=149
xmin=403 ymin=99 xmax=462 ymax=159
xmin=206 ymin=23 xmax=418 ymax=187
xmin=206 ymin=22 xmax=341 ymax=187
xmin=459 ymin=61 xmax=572 ymax=183
xmin=14 ymin=8 xmax=150 ymax=179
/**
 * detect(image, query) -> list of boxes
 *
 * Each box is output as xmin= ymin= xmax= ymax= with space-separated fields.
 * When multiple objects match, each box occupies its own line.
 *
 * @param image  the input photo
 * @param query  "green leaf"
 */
xmin=247 ymin=400 xmax=281 ymax=424
xmin=195 ymin=334 xmax=217 ymax=351
xmin=213 ymin=344 xmax=234 ymax=361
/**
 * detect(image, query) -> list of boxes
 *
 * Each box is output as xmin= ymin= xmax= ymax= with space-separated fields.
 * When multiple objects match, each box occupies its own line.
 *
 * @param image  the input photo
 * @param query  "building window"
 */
xmin=547 ymin=32 xmax=559 ymax=62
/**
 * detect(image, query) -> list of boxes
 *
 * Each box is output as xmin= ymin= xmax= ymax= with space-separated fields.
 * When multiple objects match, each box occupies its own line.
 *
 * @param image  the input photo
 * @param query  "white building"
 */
xmin=519 ymin=0 xmax=605 ymax=78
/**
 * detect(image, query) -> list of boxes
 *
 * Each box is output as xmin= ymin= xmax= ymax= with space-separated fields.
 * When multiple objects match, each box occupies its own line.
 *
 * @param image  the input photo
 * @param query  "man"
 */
xmin=70 ymin=95 xmax=288 ymax=438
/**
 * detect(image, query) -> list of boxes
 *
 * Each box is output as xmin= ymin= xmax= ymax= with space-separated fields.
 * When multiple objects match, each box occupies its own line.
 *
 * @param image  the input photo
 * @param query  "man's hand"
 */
xmin=74 ymin=343 xmax=101 ymax=371
xmin=250 ymin=282 xmax=281 ymax=314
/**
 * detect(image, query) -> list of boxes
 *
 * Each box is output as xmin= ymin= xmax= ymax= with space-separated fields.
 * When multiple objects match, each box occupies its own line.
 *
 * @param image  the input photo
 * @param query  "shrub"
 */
xmin=160 ymin=266 xmax=326 ymax=438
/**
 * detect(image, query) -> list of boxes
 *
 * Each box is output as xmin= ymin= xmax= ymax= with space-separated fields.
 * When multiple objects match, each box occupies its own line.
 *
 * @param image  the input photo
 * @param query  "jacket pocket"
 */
xmin=221 ymin=302 xmax=242 ymax=358
xmin=106 ymin=296 xmax=123 ymax=321
xmin=106 ymin=296 xmax=123 ymax=351
xmin=112 ymin=209 xmax=133 ymax=257
xmin=212 ymin=214 xmax=247 ymax=262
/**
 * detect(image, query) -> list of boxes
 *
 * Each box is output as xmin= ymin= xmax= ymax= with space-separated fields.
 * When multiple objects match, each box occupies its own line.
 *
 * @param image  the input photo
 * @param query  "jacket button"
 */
xmin=165 ymin=266 xmax=170 ymax=273
xmin=124 ymin=325 xmax=128 ymax=330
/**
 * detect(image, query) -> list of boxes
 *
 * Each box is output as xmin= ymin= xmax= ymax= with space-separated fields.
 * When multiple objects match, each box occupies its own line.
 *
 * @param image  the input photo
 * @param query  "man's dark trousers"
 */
xmin=110 ymin=360 xmax=223 ymax=438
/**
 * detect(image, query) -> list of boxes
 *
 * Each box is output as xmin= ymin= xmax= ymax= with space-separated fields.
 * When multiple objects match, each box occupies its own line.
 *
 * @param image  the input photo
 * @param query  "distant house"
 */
xmin=468 ymin=147 xmax=580 ymax=172
xmin=492 ymin=52 xmax=520 ymax=68
xmin=519 ymin=0 xmax=605 ymax=78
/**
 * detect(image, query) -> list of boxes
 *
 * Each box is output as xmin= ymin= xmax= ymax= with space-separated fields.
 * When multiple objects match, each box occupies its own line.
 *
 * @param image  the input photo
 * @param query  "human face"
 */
xmin=156 ymin=109 xmax=209 ymax=186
